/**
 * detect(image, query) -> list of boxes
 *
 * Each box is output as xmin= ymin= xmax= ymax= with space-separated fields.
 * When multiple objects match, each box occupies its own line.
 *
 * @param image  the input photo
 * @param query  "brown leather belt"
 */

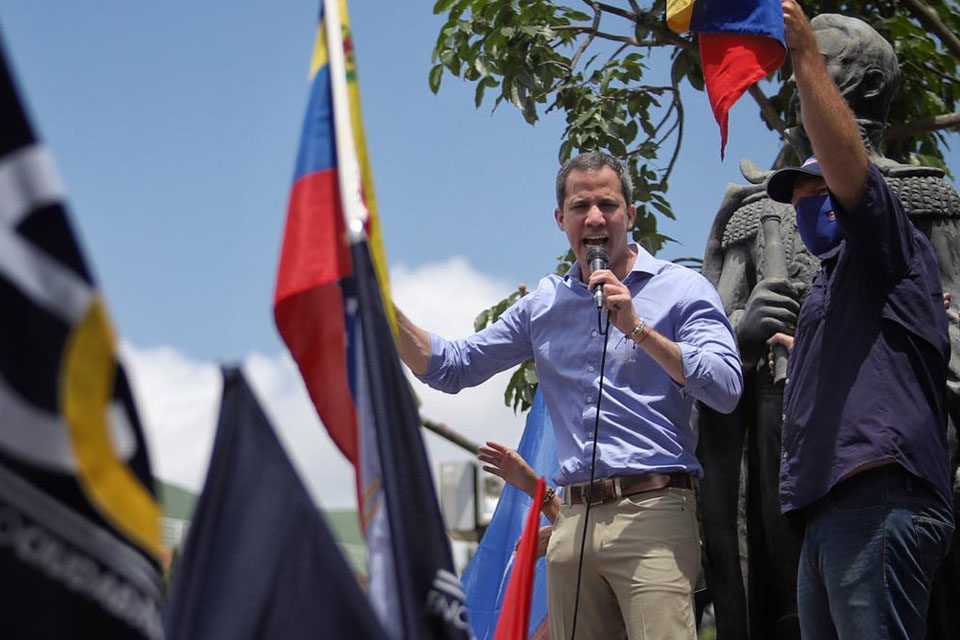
xmin=561 ymin=473 xmax=693 ymax=506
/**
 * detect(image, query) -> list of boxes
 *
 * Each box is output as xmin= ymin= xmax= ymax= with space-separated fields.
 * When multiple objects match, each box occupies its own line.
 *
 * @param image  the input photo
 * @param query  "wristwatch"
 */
xmin=541 ymin=487 xmax=556 ymax=508
xmin=628 ymin=319 xmax=649 ymax=344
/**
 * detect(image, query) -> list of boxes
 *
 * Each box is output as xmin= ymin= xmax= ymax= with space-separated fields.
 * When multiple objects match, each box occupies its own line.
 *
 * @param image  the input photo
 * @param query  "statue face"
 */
xmin=789 ymin=17 xmax=898 ymax=130
xmin=789 ymin=27 xmax=854 ymax=126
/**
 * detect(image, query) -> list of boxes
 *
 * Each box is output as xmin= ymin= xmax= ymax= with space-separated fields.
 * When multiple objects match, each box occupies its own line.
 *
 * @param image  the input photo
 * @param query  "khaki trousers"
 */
xmin=545 ymin=487 xmax=700 ymax=640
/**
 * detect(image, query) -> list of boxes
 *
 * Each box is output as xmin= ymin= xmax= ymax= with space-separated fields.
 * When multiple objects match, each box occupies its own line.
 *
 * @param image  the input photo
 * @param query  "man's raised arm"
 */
xmin=783 ymin=0 xmax=868 ymax=212
xmin=394 ymin=307 xmax=431 ymax=375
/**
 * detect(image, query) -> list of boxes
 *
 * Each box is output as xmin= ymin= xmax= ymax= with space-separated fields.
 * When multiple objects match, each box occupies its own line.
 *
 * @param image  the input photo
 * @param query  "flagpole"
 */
xmin=323 ymin=0 xmax=367 ymax=240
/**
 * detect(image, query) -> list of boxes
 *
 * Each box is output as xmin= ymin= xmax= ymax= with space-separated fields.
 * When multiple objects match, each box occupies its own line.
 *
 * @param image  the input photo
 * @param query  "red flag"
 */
xmin=493 ymin=478 xmax=546 ymax=640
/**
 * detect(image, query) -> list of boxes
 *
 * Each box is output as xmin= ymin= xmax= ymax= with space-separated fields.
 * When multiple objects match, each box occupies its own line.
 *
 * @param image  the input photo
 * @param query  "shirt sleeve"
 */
xmin=833 ymin=163 xmax=915 ymax=282
xmin=416 ymin=290 xmax=536 ymax=393
xmin=673 ymin=275 xmax=744 ymax=414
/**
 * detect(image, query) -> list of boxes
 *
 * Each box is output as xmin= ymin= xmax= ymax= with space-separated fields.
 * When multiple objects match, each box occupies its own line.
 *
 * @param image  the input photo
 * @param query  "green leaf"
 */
xmin=428 ymin=64 xmax=444 ymax=94
xmin=475 ymin=80 xmax=488 ymax=108
xmin=433 ymin=0 xmax=457 ymax=14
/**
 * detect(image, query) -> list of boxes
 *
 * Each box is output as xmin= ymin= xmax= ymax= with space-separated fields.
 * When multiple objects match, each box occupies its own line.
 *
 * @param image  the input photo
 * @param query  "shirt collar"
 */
xmin=565 ymin=244 xmax=659 ymax=283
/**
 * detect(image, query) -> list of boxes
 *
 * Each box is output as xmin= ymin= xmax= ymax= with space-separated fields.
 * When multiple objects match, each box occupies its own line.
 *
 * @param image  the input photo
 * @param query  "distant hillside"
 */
xmin=157 ymin=480 xmax=198 ymax=521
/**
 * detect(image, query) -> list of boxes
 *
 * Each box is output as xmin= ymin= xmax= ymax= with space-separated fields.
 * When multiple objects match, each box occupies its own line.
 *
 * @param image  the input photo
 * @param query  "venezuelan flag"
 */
xmin=668 ymin=0 xmax=785 ymax=157
xmin=276 ymin=6 xmax=473 ymax=638
xmin=273 ymin=0 xmax=394 ymax=471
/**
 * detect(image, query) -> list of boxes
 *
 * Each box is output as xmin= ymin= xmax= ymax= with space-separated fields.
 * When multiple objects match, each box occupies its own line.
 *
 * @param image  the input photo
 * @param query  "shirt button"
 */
xmin=782 ymin=451 xmax=788 ymax=460
xmin=781 ymin=413 xmax=786 ymax=421
xmin=585 ymin=396 xmax=592 ymax=403
xmin=587 ymin=365 xmax=595 ymax=372
xmin=591 ymin=330 xmax=598 ymax=337
xmin=784 ymin=378 xmax=790 ymax=386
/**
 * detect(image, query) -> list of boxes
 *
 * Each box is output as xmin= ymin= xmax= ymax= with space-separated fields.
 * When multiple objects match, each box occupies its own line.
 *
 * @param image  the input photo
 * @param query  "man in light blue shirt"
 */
xmin=396 ymin=151 xmax=742 ymax=639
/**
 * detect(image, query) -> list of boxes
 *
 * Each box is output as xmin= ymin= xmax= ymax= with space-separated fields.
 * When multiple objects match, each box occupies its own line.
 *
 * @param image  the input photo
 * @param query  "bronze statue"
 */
xmin=698 ymin=13 xmax=960 ymax=640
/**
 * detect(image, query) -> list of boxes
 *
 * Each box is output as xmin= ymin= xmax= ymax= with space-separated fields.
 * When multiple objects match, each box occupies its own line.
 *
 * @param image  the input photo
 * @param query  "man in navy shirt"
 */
xmin=764 ymin=2 xmax=955 ymax=637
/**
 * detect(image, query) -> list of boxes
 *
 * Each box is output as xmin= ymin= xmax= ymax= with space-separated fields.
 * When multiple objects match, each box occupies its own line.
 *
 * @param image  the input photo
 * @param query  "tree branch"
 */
xmin=594 ymin=1 xmax=637 ymax=22
xmin=577 ymin=0 xmax=639 ymax=22
xmin=662 ymin=86 xmax=684 ymax=186
xmin=747 ymin=84 xmax=788 ymax=137
xmin=421 ymin=418 xmax=480 ymax=454
xmin=900 ymin=0 xmax=960 ymax=60
xmin=569 ymin=4 xmax=601 ymax=71
xmin=884 ymin=111 xmax=960 ymax=140
xmin=554 ymin=25 xmax=666 ymax=47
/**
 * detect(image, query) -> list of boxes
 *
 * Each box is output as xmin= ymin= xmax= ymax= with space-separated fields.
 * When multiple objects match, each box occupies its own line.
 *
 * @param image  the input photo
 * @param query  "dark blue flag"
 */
xmin=164 ymin=367 xmax=385 ymax=640
xmin=348 ymin=238 xmax=473 ymax=640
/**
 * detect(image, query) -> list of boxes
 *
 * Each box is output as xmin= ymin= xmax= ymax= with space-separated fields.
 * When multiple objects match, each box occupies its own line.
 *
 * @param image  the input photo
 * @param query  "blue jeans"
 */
xmin=797 ymin=466 xmax=954 ymax=639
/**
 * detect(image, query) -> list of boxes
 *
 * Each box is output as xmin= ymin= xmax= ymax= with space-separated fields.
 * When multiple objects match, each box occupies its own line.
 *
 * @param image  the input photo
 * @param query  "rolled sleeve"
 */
xmin=674 ymin=277 xmax=743 ymax=414
xmin=415 ymin=294 xmax=535 ymax=394
xmin=416 ymin=332 xmax=451 ymax=386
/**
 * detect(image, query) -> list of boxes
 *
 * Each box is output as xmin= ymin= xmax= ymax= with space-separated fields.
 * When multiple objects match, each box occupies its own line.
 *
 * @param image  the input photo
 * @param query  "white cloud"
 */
xmin=123 ymin=257 xmax=530 ymax=511
xmin=120 ymin=344 xmax=222 ymax=492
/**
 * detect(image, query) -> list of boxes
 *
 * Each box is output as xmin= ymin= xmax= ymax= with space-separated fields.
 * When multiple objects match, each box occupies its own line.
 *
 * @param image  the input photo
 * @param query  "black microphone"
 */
xmin=586 ymin=247 xmax=609 ymax=309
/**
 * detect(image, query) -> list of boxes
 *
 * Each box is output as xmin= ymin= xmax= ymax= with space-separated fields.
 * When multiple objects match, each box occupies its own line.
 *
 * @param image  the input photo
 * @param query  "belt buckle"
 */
xmin=587 ymin=479 xmax=612 ymax=505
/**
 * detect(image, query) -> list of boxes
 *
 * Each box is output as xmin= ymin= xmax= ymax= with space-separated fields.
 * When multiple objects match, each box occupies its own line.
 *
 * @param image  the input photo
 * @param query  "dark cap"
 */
xmin=766 ymin=156 xmax=823 ymax=204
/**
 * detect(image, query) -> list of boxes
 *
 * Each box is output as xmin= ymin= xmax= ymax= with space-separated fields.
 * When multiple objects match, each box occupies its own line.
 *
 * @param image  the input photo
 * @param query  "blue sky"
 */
xmin=0 ymin=1 xmax=846 ymax=362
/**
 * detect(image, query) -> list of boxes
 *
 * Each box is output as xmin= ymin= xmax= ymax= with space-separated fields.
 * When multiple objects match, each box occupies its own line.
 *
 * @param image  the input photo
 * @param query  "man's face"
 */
xmin=555 ymin=166 xmax=637 ymax=277
xmin=791 ymin=174 xmax=828 ymax=209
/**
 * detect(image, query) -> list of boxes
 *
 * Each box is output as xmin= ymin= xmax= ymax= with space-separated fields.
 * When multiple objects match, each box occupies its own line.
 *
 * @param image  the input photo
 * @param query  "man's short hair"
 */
xmin=555 ymin=151 xmax=634 ymax=208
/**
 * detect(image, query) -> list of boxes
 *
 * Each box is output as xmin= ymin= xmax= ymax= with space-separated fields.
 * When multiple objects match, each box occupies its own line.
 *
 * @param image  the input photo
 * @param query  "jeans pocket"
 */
xmin=912 ymin=511 xmax=955 ymax=579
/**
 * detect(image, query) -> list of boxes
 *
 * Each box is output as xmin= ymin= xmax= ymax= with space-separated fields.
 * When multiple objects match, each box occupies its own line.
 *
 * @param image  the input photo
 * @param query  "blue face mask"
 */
xmin=795 ymin=193 xmax=842 ymax=257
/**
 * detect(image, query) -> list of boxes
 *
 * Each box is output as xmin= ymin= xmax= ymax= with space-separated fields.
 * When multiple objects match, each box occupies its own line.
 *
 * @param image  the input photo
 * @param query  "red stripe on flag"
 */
xmin=275 ymin=170 xmax=351 ymax=302
xmin=274 ymin=169 xmax=359 ymax=464
xmin=698 ymin=33 xmax=785 ymax=158
xmin=493 ymin=478 xmax=546 ymax=640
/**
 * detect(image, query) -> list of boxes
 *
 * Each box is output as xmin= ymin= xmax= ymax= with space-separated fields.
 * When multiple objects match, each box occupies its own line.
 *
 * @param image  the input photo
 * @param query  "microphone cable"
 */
xmin=568 ymin=305 xmax=612 ymax=640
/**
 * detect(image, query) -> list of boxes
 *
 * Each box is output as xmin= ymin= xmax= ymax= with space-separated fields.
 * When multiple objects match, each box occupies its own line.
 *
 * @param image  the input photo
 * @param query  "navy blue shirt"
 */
xmin=780 ymin=164 xmax=953 ymax=513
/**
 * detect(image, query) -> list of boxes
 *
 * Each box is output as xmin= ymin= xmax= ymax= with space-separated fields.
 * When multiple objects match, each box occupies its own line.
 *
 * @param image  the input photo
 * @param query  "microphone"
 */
xmin=586 ymin=247 xmax=609 ymax=309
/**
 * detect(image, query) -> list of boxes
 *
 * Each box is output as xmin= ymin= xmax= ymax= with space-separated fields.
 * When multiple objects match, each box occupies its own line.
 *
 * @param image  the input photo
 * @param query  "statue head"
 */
xmin=790 ymin=14 xmax=900 ymax=127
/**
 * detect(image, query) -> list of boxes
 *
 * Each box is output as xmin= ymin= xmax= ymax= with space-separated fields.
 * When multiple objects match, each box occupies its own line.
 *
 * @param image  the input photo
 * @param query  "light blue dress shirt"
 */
xmin=418 ymin=246 xmax=743 ymax=485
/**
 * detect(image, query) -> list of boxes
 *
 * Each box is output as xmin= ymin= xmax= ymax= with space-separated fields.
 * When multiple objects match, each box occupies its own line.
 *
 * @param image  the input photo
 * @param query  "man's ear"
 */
xmin=626 ymin=203 xmax=637 ymax=229
xmin=555 ymin=207 xmax=565 ymax=231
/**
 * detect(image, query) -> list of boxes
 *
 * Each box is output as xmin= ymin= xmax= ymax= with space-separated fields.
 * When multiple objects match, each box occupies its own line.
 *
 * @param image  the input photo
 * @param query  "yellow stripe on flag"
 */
xmin=62 ymin=297 xmax=163 ymax=560
xmin=309 ymin=23 xmax=329 ymax=79
xmin=667 ymin=0 xmax=695 ymax=33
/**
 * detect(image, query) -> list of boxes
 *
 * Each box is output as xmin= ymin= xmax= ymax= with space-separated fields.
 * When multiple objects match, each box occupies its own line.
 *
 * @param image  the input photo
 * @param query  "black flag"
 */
xmin=165 ymin=367 xmax=386 ymax=640
xmin=0 ymin=28 xmax=164 ymax=640
xmin=349 ymin=238 xmax=473 ymax=639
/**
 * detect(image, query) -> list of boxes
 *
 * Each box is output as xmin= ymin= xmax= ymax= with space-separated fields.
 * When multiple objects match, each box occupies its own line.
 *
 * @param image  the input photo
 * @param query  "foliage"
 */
xmin=432 ymin=0 xmax=960 ymax=412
